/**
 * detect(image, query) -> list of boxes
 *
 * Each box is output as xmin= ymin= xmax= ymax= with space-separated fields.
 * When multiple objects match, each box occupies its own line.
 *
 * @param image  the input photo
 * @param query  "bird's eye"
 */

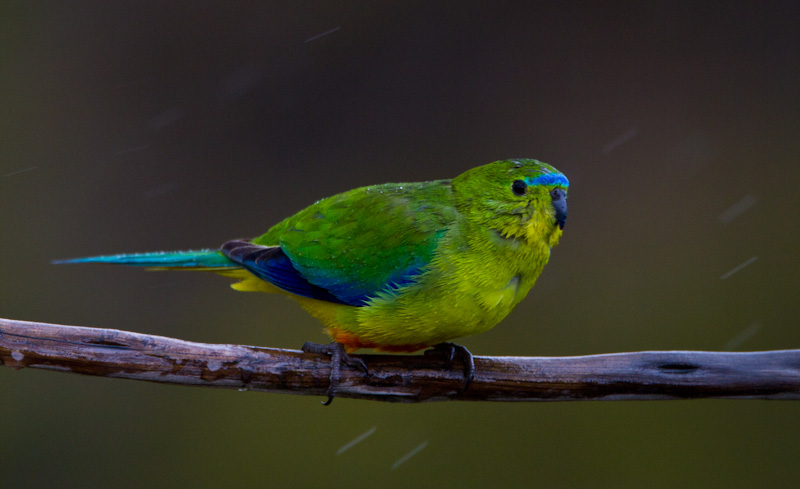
xmin=511 ymin=180 xmax=527 ymax=196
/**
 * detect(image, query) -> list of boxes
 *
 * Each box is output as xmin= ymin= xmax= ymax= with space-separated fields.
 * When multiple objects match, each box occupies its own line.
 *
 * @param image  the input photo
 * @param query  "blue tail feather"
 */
xmin=53 ymin=250 xmax=236 ymax=268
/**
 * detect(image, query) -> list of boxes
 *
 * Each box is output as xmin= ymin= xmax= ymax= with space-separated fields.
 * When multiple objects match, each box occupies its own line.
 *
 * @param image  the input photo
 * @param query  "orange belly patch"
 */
xmin=330 ymin=328 xmax=431 ymax=353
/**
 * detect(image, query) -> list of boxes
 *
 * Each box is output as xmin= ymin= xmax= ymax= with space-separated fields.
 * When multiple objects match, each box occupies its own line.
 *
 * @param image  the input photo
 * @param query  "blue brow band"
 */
xmin=525 ymin=174 xmax=569 ymax=187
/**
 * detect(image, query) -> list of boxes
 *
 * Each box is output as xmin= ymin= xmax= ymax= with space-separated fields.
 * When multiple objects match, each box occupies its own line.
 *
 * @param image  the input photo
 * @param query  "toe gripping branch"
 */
xmin=302 ymin=341 xmax=474 ymax=405
xmin=426 ymin=342 xmax=475 ymax=390
xmin=302 ymin=341 xmax=368 ymax=405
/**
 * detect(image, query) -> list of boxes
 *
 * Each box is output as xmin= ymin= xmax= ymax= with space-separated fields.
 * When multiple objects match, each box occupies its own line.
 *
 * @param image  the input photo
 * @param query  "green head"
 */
xmin=453 ymin=159 xmax=569 ymax=245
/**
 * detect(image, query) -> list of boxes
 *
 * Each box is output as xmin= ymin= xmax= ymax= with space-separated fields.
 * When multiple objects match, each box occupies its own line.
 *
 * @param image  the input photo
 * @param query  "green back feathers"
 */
xmin=251 ymin=179 xmax=458 ymax=306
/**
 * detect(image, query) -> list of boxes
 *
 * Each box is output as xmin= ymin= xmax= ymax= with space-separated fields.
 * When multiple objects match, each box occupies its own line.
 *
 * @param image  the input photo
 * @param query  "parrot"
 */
xmin=56 ymin=158 xmax=569 ymax=403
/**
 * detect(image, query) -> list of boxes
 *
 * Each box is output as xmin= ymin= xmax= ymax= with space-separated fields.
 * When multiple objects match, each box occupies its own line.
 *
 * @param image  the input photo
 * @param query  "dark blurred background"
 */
xmin=2 ymin=2 xmax=799 ymax=487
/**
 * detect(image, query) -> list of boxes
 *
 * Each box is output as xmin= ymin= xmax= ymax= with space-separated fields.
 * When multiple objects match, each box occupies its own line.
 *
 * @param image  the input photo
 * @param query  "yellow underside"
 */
xmin=213 ymin=215 xmax=559 ymax=352
xmin=214 ymin=268 xmax=500 ymax=353
xmin=214 ymin=269 xmax=372 ymax=352
xmin=213 ymin=256 xmax=536 ymax=353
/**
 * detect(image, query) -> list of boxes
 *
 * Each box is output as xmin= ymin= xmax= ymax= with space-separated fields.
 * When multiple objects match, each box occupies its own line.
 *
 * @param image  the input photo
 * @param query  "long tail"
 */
xmin=53 ymin=249 xmax=238 ymax=270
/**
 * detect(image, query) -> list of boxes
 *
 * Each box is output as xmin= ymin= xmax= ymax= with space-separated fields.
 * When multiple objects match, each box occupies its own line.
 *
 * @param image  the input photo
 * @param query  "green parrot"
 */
xmin=57 ymin=158 xmax=569 ymax=402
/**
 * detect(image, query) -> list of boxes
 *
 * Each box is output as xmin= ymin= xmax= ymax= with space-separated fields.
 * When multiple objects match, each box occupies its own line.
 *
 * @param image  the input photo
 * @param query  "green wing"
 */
xmin=251 ymin=179 xmax=457 ymax=306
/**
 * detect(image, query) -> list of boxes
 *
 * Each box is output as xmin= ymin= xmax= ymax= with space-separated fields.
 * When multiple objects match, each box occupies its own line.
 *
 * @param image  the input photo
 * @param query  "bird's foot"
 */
xmin=302 ymin=341 xmax=368 ymax=405
xmin=425 ymin=342 xmax=475 ymax=390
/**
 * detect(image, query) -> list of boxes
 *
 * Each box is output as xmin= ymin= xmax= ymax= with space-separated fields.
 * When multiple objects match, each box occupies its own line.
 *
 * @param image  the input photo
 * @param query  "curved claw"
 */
xmin=302 ymin=341 xmax=368 ymax=405
xmin=426 ymin=342 xmax=475 ymax=390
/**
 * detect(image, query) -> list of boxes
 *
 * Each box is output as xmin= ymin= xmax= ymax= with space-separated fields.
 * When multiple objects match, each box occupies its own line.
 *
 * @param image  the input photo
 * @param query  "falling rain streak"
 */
xmin=723 ymin=323 xmax=761 ymax=351
xmin=304 ymin=26 xmax=341 ymax=43
xmin=720 ymin=256 xmax=758 ymax=280
xmin=2 ymin=167 xmax=37 ymax=177
xmin=391 ymin=441 xmax=429 ymax=470
xmin=336 ymin=427 xmax=376 ymax=455
xmin=717 ymin=194 xmax=757 ymax=224
xmin=601 ymin=127 xmax=638 ymax=154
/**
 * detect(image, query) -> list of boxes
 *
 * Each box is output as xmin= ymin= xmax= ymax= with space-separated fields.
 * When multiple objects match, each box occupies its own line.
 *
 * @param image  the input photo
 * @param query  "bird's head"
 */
xmin=453 ymin=159 xmax=569 ymax=246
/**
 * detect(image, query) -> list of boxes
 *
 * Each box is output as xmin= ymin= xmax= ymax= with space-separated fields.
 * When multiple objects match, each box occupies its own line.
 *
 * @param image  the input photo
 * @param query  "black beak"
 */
xmin=550 ymin=188 xmax=567 ymax=229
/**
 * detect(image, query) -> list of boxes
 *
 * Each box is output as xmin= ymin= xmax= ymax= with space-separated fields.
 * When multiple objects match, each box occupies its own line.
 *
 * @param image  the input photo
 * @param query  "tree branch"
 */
xmin=2 ymin=317 xmax=799 ymax=403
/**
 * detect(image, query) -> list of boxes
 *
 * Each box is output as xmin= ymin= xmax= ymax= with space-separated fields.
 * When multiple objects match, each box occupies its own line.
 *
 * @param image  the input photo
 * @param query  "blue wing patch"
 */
xmin=221 ymin=240 xmax=425 ymax=307
xmin=222 ymin=240 xmax=352 ymax=305
xmin=285 ymin=253 xmax=426 ymax=306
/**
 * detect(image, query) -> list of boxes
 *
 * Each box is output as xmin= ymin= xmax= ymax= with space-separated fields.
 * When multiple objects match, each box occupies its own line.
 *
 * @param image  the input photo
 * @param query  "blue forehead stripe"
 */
xmin=525 ymin=173 xmax=569 ymax=187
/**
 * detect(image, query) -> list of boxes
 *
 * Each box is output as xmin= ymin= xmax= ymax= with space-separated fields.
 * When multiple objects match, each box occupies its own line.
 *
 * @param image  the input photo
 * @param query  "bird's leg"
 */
xmin=302 ymin=341 xmax=368 ymax=405
xmin=425 ymin=342 xmax=475 ymax=390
